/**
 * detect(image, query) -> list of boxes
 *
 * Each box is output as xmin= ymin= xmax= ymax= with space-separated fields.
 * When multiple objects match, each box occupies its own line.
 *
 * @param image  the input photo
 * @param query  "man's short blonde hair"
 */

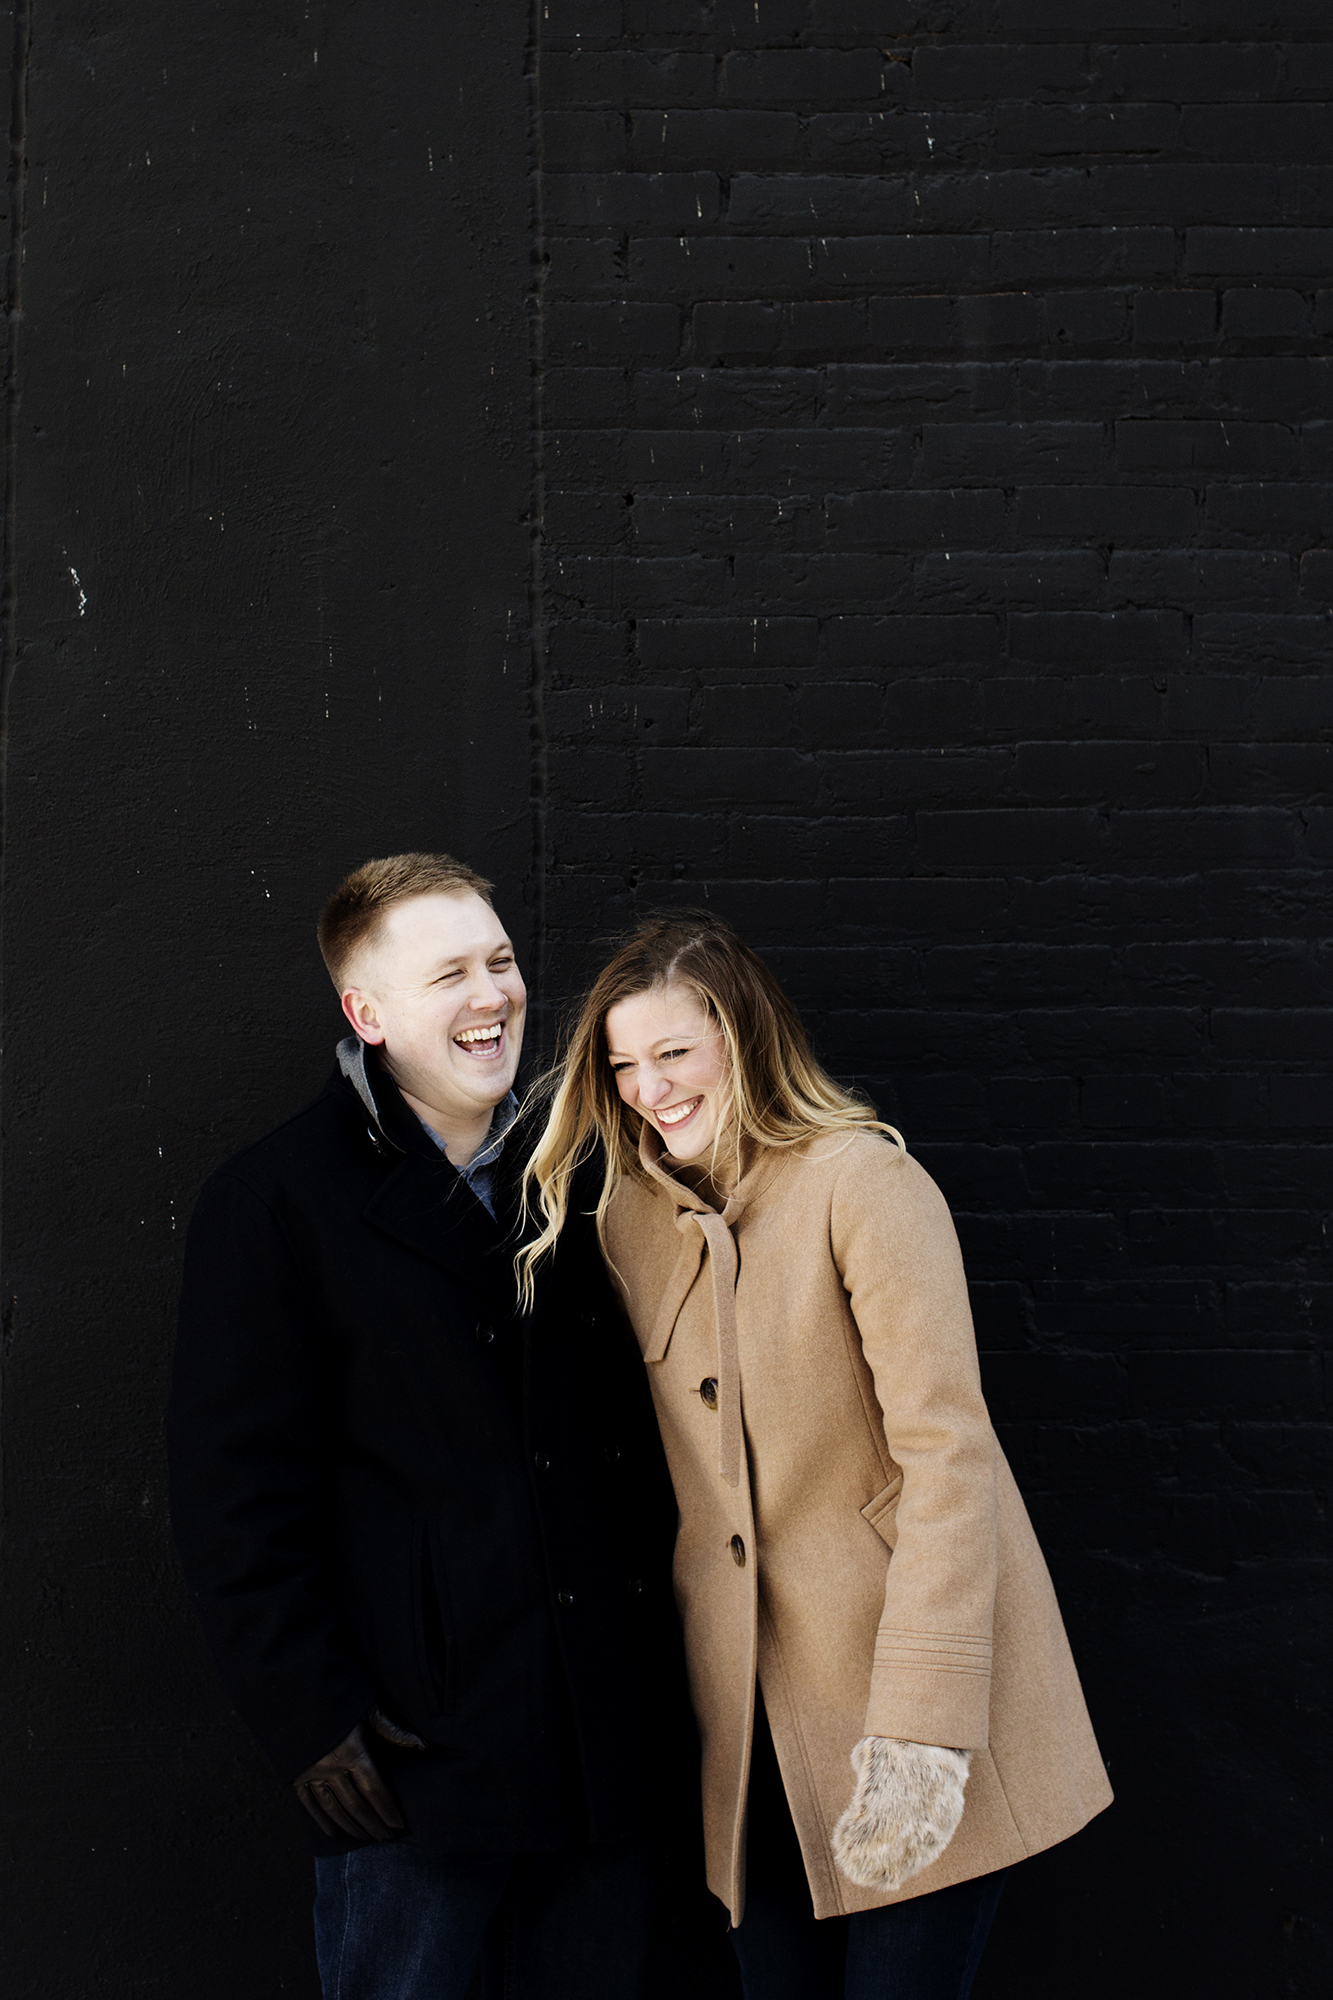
xmin=317 ymin=852 xmax=494 ymax=988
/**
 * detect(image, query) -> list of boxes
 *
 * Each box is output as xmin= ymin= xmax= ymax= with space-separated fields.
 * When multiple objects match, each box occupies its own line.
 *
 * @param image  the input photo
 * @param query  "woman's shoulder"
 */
xmin=794 ymin=1126 xmax=949 ymax=1220
xmin=797 ymin=1125 xmax=908 ymax=1182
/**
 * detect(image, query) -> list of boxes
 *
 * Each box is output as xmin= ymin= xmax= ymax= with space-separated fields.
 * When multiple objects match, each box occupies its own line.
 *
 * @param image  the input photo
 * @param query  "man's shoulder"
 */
xmin=202 ymin=1076 xmax=364 ymax=1206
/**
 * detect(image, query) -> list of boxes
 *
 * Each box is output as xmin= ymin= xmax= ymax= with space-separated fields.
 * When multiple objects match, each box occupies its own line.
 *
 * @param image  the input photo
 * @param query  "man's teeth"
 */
xmin=455 ymin=1024 xmax=504 ymax=1045
xmin=658 ymin=1098 xmax=701 ymax=1126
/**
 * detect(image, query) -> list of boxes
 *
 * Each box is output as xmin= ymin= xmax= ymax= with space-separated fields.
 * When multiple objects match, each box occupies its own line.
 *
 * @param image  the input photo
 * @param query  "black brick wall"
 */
xmin=534 ymin=5 xmax=1330 ymax=1993
xmin=2 ymin=7 xmax=1327 ymax=1994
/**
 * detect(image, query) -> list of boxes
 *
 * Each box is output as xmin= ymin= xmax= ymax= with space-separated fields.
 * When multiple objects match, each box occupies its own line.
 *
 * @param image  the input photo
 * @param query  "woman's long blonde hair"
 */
xmin=517 ymin=910 xmax=899 ymax=1307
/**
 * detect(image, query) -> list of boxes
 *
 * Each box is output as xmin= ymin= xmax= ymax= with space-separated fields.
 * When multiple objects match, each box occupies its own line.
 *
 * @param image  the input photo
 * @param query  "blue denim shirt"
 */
xmin=418 ymin=1089 xmax=519 ymax=1221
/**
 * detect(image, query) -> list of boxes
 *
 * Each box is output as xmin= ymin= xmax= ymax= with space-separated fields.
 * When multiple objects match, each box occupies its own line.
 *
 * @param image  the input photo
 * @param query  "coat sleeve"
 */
xmin=829 ymin=1141 xmax=998 ymax=1752
xmin=167 ymin=1171 xmax=378 ymax=1780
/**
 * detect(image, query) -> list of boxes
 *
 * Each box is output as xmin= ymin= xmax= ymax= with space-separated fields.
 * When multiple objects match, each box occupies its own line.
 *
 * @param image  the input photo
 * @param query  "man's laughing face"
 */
xmin=340 ymin=890 xmax=526 ymax=1134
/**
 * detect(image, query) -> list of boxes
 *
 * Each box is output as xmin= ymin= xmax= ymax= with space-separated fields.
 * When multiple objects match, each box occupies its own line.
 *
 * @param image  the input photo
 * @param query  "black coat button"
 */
xmin=605 ymin=1444 xmax=622 ymax=1465
xmin=557 ymin=1590 xmax=574 ymax=1607
xmin=730 ymin=1535 xmax=746 ymax=1568
xmin=475 ymin=1322 xmax=496 ymax=1345
xmin=534 ymin=1450 xmax=550 ymax=1471
xmin=628 ymin=1577 xmax=642 ymax=1595
xmin=700 ymin=1378 xmax=718 ymax=1409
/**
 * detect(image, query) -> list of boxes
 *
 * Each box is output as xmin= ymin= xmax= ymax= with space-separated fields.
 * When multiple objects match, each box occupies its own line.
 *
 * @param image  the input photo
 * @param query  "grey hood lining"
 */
xmin=337 ymin=1035 xmax=396 ymax=1145
xmin=336 ymin=1037 xmax=518 ymax=1178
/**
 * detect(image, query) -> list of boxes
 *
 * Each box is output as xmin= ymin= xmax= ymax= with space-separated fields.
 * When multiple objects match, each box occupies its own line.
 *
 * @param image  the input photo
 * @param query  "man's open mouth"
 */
xmin=454 ymin=1023 xmax=505 ymax=1059
xmin=657 ymin=1096 xmax=703 ymax=1129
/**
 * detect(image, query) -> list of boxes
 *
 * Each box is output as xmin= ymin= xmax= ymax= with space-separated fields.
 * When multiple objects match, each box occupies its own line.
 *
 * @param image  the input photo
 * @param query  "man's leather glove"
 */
xmin=294 ymin=1709 xmax=425 ymax=1843
xmin=831 ymin=1736 xmax=972 ymax=1893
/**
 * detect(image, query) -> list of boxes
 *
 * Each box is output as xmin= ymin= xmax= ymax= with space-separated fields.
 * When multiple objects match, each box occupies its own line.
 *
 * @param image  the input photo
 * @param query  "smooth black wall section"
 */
xmin=0 ymin=5 xmax=532 ymax=1993
xmin=536 ymin=5 xmax=1330 ymax=1998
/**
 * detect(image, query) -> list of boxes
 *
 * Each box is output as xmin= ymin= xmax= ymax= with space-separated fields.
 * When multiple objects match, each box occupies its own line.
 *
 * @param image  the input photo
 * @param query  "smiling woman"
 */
xmin=605 ymin=987 xmax=731 ymax=1164
xmin=520 ymin=910 xmax=895 ymax=1293
xmin=521 ymin=910 xmax=1112 ymax=2000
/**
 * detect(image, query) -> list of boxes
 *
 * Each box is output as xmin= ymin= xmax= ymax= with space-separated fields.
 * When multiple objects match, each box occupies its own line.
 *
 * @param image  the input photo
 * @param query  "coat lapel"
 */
xmin=363 ymin=1153 xmax=518 ymax=1315
xmin=343 ymin=1050 xmax=521 ymax=1316
xmin=642 ymin=1225 xmax=707 ymax=1363
xmin=633 ymin=1128 xmax=791 ymax=1379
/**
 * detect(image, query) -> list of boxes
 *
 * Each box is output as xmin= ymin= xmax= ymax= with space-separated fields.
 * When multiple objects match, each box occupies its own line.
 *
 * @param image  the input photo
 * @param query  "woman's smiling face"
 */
xmin=604 ymin=981 xmax=730 ymax=1163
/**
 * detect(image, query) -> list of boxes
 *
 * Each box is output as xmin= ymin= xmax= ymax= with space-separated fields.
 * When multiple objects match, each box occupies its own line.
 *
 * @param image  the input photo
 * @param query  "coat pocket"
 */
xmin=860 ymin=1470 xmax=905 ymax=1549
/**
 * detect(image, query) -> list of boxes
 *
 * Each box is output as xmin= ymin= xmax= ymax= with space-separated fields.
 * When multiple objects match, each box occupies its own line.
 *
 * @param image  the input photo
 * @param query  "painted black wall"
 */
xmin=0 ymin=5 xmax=534 ymax=1994
xmin=2 ymin=3 xmax=1330 ymax=1997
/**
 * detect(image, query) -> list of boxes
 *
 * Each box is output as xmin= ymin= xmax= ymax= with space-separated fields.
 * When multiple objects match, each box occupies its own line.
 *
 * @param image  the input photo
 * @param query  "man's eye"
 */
xmin=490 ymin=957 xmax=513 ymax=970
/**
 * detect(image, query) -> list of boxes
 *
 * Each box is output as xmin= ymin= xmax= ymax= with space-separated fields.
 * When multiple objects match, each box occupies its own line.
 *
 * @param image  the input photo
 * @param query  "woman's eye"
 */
xmin=662 ymin=1047 xmax=688 ymax=1061
xmin=609 ymin=1060 xmax=632 ymax=1074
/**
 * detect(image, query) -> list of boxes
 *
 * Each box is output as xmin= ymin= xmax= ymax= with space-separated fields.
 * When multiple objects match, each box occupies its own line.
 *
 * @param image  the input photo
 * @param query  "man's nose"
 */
xmin=468 ymin=974 xmax=505 ymax=1010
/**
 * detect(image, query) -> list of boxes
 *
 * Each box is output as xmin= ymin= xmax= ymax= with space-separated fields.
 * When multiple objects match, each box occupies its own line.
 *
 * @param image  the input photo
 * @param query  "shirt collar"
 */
xmin=413 ymin=1088 xmax=518 ymax=1170
xmin=460 ymin=1089 xmax=520 ymax=1173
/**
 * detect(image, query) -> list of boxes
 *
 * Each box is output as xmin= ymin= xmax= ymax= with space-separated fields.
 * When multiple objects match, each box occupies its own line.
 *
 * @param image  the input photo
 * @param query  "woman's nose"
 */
xmin=638 ymin=1067 xmax=670 ymax=1106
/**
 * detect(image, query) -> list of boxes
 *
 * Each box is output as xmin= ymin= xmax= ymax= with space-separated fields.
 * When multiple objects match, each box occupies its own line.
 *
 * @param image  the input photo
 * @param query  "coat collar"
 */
xmin=635 ymin=1122 xmax=789 ymax=1228
xmin=332 ymin=1039 xmax=520 ymax=1315
xmin=338 ymin=1035 xmax=446 ymax=1161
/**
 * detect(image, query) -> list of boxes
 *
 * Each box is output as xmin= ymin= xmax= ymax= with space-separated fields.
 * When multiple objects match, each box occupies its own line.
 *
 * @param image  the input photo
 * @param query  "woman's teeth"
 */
xmin=455 ymin=1023 xmax=504 ymax=1051
xmin=658 ymin=1097 xmax=702 ymax=1127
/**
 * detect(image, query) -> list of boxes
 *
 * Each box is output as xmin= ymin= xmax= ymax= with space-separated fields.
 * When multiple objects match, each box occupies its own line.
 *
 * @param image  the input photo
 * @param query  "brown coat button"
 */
xmin=730 ymin=1535 xmax=746 ymax=1568
xmin=700 ymin=1377 xmax=719 ymax=1409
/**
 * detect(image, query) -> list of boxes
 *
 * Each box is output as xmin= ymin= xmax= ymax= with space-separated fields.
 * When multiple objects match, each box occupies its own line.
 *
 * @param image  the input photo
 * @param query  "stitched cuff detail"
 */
xmin=873 ymin=1630 xmax=993 ymax=1677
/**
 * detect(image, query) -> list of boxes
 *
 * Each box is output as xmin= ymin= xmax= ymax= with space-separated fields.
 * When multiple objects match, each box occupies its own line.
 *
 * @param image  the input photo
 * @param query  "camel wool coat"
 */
xmin=604 ymin=1125 xmax=1112 ymax=1924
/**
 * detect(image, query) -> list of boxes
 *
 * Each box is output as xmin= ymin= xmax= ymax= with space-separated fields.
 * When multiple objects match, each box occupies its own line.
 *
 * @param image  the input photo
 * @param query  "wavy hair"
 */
xmin=517 ymin=909 xmax=900 ymax=1307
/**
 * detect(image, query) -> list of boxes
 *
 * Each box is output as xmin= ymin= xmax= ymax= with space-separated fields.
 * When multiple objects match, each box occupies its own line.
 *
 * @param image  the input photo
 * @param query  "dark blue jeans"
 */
xmin=313 ymin=1837 xmax=650 ymax=2000
xmin=730 ymin=1865 xmax=1005 ymax=2000
xmin=730 ymin=1700 xmax=1005 ymax=2000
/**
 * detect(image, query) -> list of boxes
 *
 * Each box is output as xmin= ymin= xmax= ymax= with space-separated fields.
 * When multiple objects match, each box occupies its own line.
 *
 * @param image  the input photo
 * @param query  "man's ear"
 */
xmin=341 ymin=987 xmax=386 ymax=1045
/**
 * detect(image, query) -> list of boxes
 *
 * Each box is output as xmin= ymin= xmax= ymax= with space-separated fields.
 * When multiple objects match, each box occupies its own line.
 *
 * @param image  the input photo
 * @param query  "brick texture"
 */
xmin=533 ymin=8 xmax=1330 ymax=1993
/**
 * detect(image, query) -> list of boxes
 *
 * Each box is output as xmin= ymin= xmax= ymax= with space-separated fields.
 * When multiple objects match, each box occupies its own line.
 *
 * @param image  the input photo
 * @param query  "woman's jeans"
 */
xmin=313 ymin=1836 xmax=650 ymax=2000
xmin=730 ymin=1701 xmax=1006 ymax=2000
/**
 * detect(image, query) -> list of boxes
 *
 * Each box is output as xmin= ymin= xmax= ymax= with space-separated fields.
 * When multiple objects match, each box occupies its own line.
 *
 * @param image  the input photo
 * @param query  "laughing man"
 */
xmin=168 ymin=853 xmax=689 ymax=2000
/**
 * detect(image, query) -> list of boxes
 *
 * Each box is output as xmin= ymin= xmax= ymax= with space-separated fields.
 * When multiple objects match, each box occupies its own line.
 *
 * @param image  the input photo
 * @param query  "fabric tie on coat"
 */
xmin=635 ymin=1123 xmax=793 ymax=1492
xmin=692 ymin=1209 xmax=743 ymax=1489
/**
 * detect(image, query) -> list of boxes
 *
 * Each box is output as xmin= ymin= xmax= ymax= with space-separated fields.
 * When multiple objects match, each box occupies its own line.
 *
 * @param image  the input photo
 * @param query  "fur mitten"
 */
xmin=831 ymin=1737 xmax=972 ymax=1893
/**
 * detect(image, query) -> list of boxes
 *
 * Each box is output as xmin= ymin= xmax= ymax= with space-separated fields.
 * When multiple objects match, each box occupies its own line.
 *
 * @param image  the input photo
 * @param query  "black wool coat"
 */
xmin=167 ymin=1051 xmax=691 ymax=1854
